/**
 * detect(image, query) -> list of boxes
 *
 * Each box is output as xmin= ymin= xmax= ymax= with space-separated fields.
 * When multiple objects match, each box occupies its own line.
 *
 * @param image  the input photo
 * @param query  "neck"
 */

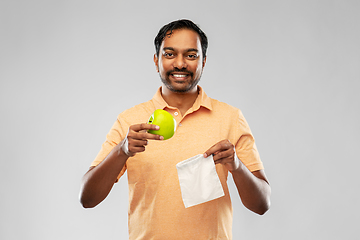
xmin=161 ymin=85 xmax=199 ymax=116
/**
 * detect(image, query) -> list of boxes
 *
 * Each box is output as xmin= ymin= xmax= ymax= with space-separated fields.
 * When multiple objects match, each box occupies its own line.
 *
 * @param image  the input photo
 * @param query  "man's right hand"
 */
xmin=121 ymin=123 xmax=164 ymax=157
xmin=80 ymin=123 xmax=163 ymax=208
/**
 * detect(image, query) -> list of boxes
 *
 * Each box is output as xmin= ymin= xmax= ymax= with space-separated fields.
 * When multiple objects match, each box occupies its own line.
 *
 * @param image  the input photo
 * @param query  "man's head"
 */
xmin=154 ymin=19 xmax=208 ymax=59
xmin=154 ymin=19 xmax=208 ymax=93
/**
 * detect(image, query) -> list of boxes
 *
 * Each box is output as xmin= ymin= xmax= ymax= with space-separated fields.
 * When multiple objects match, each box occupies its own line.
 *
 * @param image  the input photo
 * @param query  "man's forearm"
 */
xmin=80 ymin=144 xmax=128 ymax=208
xmin=231 ymin=163 xmax=271 ymax=215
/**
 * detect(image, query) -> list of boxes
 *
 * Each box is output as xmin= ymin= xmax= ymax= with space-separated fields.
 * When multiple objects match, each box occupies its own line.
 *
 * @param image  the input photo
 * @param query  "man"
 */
xmin=80 ymin=19 xmax=271 ymax=239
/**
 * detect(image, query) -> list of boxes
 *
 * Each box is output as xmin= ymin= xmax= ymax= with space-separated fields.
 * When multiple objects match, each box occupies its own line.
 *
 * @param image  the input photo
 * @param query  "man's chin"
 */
xmin=161 ymin=78 xmax=199 ymax=93
xmin=166 ymin=84 xmax=194 ymax=93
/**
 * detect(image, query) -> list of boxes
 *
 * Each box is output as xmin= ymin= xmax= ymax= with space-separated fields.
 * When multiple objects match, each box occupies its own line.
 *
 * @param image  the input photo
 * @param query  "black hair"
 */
xmin=154 ymin=19 xmax=208 ymax=58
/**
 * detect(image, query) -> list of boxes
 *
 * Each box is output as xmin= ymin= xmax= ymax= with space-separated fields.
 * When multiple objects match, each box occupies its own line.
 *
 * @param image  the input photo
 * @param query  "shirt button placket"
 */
xmin=173 ymin=111 xmax=182 ymax=127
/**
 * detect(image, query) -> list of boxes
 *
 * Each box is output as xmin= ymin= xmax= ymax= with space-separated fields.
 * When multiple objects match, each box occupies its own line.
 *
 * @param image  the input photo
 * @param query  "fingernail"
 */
xmin=159 ymin=136 xmax=164 ymax=140
xmin=155 ymin=125 xmax=160 ymax=130
xmin=203 ymin=153 xmax=207 ymax=158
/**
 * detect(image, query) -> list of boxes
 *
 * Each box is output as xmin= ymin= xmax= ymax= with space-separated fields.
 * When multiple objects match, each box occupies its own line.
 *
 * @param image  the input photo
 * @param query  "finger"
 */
xmin=144 ymin=131 xmax=164 ymax=140
xmin=128 ymin=139 xmax=148 ymax=147
xmin=128 ymin=145 xmax=146 ymax=154
xmin=130 ymin=123 xmax=160 ymax=132
xmin=215 ymin=153 xmax=241 ymax=171
xmin=204 ymin=140 xmax=233 ymax=158
xmin=204 ymin=144 xmax=222 ymax=158
xmin=212 ymin=147 xmax=234 ymax=162
xmin=128 ymin=129 xmax=164 ymax=141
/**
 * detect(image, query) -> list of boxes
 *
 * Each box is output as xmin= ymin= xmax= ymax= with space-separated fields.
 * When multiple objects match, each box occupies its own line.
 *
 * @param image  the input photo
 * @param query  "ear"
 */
xmin=202 ymin=56 xmax=207 ymax=68
xmin=154 ymin=54 xmax=159 ymax=72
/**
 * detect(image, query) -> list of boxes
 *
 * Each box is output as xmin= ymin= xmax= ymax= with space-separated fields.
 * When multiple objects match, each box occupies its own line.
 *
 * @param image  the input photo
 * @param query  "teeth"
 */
xmin=173 ymin=74 xmax=187 ymax=78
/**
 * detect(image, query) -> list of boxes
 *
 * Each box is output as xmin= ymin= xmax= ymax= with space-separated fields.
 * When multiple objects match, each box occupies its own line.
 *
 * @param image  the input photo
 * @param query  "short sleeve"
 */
xmin=234 ymin=109 xmax=264 ymax=172
xmin=90 ymin=115 xmax=128 ymax=180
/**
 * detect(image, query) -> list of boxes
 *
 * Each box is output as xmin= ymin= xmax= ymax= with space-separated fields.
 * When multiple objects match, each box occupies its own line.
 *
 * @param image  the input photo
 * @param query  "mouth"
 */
xmin=172 ymin=74 xmax=188 ymax=78
xmin=169 ymin=72 xmax=192 ymax=81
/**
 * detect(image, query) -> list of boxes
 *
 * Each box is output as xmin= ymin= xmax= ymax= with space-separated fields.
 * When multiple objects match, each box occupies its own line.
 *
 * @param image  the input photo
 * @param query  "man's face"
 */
xmin=154 ymin=29 xmax=206 ymax=93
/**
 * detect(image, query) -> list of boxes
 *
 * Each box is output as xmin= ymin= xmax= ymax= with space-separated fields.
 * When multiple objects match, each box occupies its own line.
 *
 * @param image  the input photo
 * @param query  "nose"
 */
xmin=173 ymin=55 xmax=187 ymax=69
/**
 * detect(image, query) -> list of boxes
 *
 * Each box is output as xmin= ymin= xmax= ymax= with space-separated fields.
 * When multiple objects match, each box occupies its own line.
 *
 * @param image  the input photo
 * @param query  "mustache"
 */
xmin=166 ymin=68 xmax=193 ymax=76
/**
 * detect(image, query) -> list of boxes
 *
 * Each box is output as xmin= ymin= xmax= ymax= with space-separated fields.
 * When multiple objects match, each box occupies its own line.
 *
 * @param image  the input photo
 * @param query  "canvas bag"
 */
xmin=176 ymin=154 xmax=225 ymax=208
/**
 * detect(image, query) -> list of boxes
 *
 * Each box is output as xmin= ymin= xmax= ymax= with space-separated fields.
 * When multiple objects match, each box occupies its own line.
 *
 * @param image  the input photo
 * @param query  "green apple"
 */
xmin=147 ymin=109 xmax=176 ymax=140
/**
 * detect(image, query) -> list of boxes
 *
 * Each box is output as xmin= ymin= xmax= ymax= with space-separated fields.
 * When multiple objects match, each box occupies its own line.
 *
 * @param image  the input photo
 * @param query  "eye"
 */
xmin=164 ymin=52 xmax=174 ymax=58
xmin=187 ymin=54 xmax=198 ymax=59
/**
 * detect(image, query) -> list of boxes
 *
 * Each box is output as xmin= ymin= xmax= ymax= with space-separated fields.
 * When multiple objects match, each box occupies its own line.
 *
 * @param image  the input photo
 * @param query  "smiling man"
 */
xmin=155 ymin=29 xmax=205 ymax=94
xmin=80 ymin=19 xmax=271 ymax=239
xmin=154 ymin=25 xmax=207 ymax=117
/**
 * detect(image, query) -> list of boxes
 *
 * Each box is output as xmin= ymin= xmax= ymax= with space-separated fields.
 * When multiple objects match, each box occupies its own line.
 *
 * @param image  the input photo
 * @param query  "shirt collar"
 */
xmin=152 ymin=86 xmax=213 ymax=111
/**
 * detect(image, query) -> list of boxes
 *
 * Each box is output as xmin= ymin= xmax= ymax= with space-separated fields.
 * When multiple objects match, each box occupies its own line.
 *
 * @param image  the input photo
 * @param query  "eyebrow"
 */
xmin=163 ymin=47 xmax=199 ymax=53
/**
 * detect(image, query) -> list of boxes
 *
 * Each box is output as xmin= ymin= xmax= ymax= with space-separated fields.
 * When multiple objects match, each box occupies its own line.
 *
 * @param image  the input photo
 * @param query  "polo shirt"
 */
xmin=91 ymin=86 xmax=263 ymax=239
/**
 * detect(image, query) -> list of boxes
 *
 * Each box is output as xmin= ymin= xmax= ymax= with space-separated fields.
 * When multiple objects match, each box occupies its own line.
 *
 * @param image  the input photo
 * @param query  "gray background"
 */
xmin=1 ymin=0 xmax=359 ymax=239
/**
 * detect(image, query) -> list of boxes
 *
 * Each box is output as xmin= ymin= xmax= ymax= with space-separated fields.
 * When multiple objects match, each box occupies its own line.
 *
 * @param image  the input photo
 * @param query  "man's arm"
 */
xmin=204 ymin=140 xmax=271 ymax=215
xmin=79 ymin=123 xmax=163 ymax=208
xmin=230 ymin=167 xmax=271 ymax=215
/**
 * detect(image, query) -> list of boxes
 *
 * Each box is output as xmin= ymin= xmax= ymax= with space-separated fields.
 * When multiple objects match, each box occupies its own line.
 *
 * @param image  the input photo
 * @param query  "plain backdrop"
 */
xmin=1 ymin=0 xmax=359 ymax=239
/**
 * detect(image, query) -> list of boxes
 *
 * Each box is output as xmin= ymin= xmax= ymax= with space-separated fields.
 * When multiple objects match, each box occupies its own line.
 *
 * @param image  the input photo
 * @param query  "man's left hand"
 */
xmin=204 ymin=139 xmax=241 ymax=172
